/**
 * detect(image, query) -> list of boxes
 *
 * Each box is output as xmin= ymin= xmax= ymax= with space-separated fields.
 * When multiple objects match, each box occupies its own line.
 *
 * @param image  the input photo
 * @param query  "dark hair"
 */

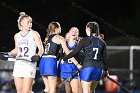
xmin=86 ymin=22 xmax=100 ymax=37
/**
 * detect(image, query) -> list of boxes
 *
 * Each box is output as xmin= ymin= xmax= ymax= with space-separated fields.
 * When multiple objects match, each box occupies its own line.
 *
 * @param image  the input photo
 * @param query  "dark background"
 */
xmin=0 ymin=0 xmax=140 ymax=91
xmin=0 ymin=0 xmax=140 ymax=51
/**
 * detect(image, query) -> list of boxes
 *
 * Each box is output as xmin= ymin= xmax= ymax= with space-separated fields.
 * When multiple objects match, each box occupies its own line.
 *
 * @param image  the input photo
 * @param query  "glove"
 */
xmin=0 ymin=52 xmax=8 ymax=60
xmin=31 ymin=55 xmax=40 ymax=62
xmin=103 ymin=66 xmax=108 ymax=71
xmin=103 ymin=71 xmax=109 ymax=78
xmin=103 ymin=66 xmax=109 ymax=78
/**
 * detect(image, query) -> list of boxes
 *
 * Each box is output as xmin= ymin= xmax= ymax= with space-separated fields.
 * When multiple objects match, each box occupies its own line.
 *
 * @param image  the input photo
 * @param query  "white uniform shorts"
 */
xmin=13 ymin=60 xmax=37 ymax=78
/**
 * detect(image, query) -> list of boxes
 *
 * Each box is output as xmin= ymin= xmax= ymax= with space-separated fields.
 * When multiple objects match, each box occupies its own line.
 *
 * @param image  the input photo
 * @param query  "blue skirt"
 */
xmin=58 ymin=60 xmax=79 ymax=79
xmin=80 ymin=67 xmax=103 ymax=81
xmin=39 ymin=55 xmax=57 ymax=76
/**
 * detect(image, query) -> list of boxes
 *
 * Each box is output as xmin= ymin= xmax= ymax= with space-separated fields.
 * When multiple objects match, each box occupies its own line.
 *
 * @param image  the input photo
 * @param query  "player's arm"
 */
xmin=33 ymin=31 xmax=44 ymax=57
xmin=30 ymin=31 xmax=44 ymax=62
xmin=57 ymin=35 xmax=81 ymax=68
xmin=63 ymin=38 xmax=85 ymax=61
xmin=102 ymin=42 xmax=109 ymax=77
xmin=0 ymin=34 xmax=18 ymax=60
xmin=8 ymin=34 xmax=18 ymax=56
xmin=103 ymin=42 xmax=108 ymax=71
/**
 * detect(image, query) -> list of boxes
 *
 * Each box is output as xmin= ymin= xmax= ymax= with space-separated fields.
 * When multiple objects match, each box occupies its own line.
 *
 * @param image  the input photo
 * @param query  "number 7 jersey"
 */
xmin=82 ymin=36 xmax=107 ymax=68
xmin=63 ymin=36 xmax=107 ymax=69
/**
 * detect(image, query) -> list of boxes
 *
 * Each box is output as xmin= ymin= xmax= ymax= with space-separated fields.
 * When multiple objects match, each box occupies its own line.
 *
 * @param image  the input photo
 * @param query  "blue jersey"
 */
xmin=63 ymin=36 xmax=107 ymax=81
xmin=44 ymin=34 xmax=61 ymax=56
xmin=59 ymin=41 xmax=79 ymax=79
xmin=64 ymin=41 xmax=78 ymax=63
xmin=39 ymin=34 xmax=61 ymax=76
xmin=63 ymin=36 xmax=107 ymax=69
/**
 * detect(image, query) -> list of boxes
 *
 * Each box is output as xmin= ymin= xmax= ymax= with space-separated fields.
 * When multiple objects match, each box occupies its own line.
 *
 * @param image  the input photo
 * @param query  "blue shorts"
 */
xmin=39 ymin=55 xmax=57 ymax=76
xmin=59 ymin=61 xmax=79 ymax=79
xmin=80 ymin=67 xmax=103 ymax=81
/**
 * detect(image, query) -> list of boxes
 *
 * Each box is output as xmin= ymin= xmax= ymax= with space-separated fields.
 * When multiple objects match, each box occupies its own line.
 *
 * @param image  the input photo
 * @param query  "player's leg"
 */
xmin=22 ymin=77 xmax=34 ymax=93
xmin=70 ymin=79 xmax=79 ymax=93
xmin=90 ymin=81 xmax=99 ymax=93
xmin=65 ymin=82 xmax=72 ymax=93
xmin=48 ymin=76 xmax=57 ymax=93
xmin=78 ymin=78 xmax=83 ymax=93
xmin=14 ymin=77 xmax=23 ymax=93
xmin=56 ymin=77 xmax=62 ymax=93
xmin=42 ymin=76 xmax=49 ymax=92
xmin=81 ymin=80 xmax=92 ymax=93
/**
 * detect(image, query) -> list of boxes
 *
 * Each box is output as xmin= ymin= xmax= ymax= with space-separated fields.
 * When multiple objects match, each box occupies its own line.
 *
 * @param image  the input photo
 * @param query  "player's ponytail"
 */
xmin=44 ymin=34 xmax=50 ymax=53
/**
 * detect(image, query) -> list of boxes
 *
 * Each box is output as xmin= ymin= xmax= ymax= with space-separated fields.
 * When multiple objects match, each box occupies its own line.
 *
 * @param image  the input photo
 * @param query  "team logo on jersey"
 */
xmin=30 ymin=71 xmax=33 ymax=75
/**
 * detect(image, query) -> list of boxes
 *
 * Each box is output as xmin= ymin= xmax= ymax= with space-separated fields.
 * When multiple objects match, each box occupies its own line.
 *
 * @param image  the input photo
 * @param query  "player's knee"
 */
xmin=22 ymin=90 xmax=31 ymax=93
xmin=16 ymin=88 xmax=22 ymax=93
xmin=49 ymin=89 xmax=56 ymax=93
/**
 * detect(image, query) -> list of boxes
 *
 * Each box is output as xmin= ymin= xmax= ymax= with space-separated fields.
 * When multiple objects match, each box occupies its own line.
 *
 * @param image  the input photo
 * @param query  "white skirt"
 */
xmin=13 ymin=60 xmax=37 ymax=78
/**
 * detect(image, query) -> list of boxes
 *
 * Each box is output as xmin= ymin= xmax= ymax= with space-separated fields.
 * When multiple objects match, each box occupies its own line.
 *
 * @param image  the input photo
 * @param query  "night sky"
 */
xmin=0 ymin=0 xmax=140 ymax=51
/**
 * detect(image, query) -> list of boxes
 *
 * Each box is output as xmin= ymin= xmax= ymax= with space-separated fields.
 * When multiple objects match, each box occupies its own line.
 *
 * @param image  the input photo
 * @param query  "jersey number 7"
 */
xmin=93 ymin=48 xmax=98 ymax=59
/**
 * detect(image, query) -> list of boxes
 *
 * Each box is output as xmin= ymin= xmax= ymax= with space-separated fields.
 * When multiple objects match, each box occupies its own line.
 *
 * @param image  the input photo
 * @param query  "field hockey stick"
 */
xmin=57 ymin=69 xmax=80 ymax=89
xmin=106 ymin=75 xmax=131 ymax=93
xmin=0 ymin=57 xmax=32 ymax=62
xmin=0 ymin=52 xmax=34 ymax=62
xmin=0 ymin=52 xmax=15 ymax=60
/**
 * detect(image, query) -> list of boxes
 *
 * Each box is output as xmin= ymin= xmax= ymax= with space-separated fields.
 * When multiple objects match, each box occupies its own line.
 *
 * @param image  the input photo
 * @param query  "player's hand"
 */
xmin=31 ymin=55 xmax=40 ymax=62
xmin=103 ymin=66 xmax=108 ymax=72
xmin=103 ymin=71 xmax=109 ymax=78
xmin=76 ymin=64 xmax=82 ymax=70
xmin=0 ymin=52 xmax=8 ymax=60
xmin=102 ymin=66 xmax=109 ymax=77
xmin=61 ymin=59 xmax=64 ymax=64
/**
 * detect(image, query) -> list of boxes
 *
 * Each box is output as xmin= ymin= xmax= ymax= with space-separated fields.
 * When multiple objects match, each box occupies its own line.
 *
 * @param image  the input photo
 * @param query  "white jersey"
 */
xmin=16 ymin=30 xmax=37 ymax=61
